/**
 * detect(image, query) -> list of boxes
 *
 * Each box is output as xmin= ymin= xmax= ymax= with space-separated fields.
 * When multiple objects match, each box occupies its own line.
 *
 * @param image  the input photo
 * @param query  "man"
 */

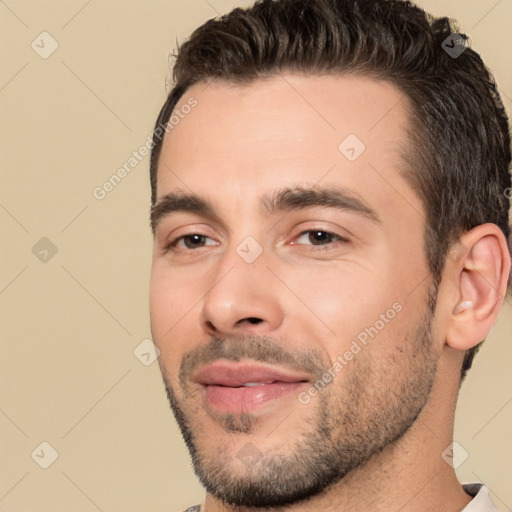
xmin=148 ymin=0 xmax=511 ymax=510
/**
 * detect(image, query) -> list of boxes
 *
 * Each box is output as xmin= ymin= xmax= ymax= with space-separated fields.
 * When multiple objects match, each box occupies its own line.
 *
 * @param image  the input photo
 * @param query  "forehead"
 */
xmin=156 ymin=73 xmax=421 ymax=227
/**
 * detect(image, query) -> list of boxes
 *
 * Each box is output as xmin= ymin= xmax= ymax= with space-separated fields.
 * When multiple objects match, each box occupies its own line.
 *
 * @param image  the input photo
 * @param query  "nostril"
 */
xmin=204 ymin=320 xmax=216 ymax=333
xmin=246 ymin=317 xmax=263 ymax=325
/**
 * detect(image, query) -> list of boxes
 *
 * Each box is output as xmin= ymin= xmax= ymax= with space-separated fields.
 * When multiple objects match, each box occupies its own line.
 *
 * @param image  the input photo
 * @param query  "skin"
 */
xmin=149 ymin=74 xmax=510 ymax=511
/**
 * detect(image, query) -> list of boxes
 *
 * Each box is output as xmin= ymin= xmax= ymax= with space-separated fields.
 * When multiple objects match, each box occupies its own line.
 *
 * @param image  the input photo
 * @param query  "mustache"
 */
xmin=178 ymin=334 xmax=327 ymax=389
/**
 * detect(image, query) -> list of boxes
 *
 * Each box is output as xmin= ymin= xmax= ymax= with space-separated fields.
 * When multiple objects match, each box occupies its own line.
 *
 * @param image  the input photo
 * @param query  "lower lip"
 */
xmin=203 ymin=382 xmax=309 ymax=414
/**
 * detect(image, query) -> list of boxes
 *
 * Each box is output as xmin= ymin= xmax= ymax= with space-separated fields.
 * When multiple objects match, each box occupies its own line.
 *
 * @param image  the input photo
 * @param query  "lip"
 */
xmin=194 ymin=361 xmax=311 ymax=387
xmin=194 ymin=361 xmax=311 ymax=414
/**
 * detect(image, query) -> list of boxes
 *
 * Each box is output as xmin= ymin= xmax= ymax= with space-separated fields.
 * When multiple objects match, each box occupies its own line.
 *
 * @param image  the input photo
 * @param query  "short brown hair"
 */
xmin=149 ymin=0 xmax=512 ymax=381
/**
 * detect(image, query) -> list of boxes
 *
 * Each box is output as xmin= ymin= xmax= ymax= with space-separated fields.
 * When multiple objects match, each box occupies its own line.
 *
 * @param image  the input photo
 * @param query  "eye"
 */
xmin=164 ymin=233 xmax=218 ymax=252
xmin=292 ymin=229 xmax=349 ymax=248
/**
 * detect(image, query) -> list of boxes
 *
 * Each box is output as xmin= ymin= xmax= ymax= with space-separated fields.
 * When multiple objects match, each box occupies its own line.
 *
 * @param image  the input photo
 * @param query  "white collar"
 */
xmin=462 ymin=484 xmax=498 ymax=512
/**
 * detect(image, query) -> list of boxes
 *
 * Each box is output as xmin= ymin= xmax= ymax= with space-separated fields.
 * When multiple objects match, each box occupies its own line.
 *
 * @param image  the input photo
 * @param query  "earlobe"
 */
xmin=445 ymin=224 xmax=511 ymax=351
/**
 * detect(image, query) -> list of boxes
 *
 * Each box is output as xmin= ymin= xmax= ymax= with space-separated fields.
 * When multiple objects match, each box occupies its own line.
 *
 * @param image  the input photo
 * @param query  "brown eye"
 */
xmin=308 ymin=231 xmax=337 ymax=245
xmin=181 ymin=234 xmax=208 ymax=249
xmin=164 ymin=233 xmax=217 ymax=253
xmin=294 ymin=230 xmax=348 ymax=247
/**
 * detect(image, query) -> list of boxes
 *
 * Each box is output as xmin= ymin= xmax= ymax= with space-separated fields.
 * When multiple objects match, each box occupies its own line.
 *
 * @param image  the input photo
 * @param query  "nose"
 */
xmin=200 ymin=244 xmax=284 ymax=337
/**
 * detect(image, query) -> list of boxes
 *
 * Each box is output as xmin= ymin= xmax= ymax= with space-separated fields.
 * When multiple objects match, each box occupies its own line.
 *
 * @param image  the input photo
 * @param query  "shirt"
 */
xmin=461 ymin=484 xmax=498 ymax=511
xmin=182 ymin=483 xmax=498 ymax=511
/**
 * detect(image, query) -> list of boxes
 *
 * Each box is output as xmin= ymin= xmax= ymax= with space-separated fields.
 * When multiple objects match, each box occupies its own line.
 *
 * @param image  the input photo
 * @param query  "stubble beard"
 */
xmin=160 ymin=288 xmax=439 ymax=508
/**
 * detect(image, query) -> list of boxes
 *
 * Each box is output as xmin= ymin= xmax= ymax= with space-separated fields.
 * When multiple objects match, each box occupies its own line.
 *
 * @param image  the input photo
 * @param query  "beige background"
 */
xmin=0 ymin=1 xmax=510 ymax=511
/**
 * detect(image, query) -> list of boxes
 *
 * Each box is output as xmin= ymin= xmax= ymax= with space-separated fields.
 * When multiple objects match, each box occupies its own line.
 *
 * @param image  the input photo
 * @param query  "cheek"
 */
xmin=281 ymin=263 xmax=418 ymax=377
xmin=150 ymin=259 xmax=201 ymax=314
xmin=149 ymin=262 xmax=201 ymax=360
xmin=283 ymin=263 xmax=400 ymax=337
xmin=149 ymin=264 xmax=171 ymax=337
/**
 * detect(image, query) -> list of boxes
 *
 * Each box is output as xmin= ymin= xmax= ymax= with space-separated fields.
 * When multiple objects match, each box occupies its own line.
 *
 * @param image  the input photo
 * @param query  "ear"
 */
xmin=445 ymin=223 xmax=511 ymax=351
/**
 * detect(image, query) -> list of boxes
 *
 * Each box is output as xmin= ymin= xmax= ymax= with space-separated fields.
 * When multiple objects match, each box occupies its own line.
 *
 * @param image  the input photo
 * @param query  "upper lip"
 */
xmin=194 ymin=361 xmax=311 ymax=387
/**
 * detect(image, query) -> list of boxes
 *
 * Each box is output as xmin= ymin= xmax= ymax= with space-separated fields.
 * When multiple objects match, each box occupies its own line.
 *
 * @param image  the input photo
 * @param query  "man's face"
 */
xmin=150 ymin=74 xmax=442 ymax=507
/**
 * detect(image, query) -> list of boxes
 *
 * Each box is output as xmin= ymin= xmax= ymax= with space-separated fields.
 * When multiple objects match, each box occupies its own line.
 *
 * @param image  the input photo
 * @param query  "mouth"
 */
xmin=194 ymin=361 xmax=311 ymax=414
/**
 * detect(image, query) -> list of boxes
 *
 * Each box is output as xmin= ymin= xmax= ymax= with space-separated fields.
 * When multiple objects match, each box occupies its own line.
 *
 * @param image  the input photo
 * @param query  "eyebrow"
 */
xmin=150 ymin=185 xmax=381 ymax=233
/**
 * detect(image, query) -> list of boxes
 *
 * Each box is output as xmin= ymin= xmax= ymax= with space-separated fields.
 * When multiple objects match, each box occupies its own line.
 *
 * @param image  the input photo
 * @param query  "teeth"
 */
xmin=241 ymin=381 xmax=274 ymax=387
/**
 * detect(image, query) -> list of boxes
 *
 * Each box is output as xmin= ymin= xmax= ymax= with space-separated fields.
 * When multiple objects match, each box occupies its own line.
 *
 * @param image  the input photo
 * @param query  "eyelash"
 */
xmin=162 ymin=229 xmax=349 ymax=254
